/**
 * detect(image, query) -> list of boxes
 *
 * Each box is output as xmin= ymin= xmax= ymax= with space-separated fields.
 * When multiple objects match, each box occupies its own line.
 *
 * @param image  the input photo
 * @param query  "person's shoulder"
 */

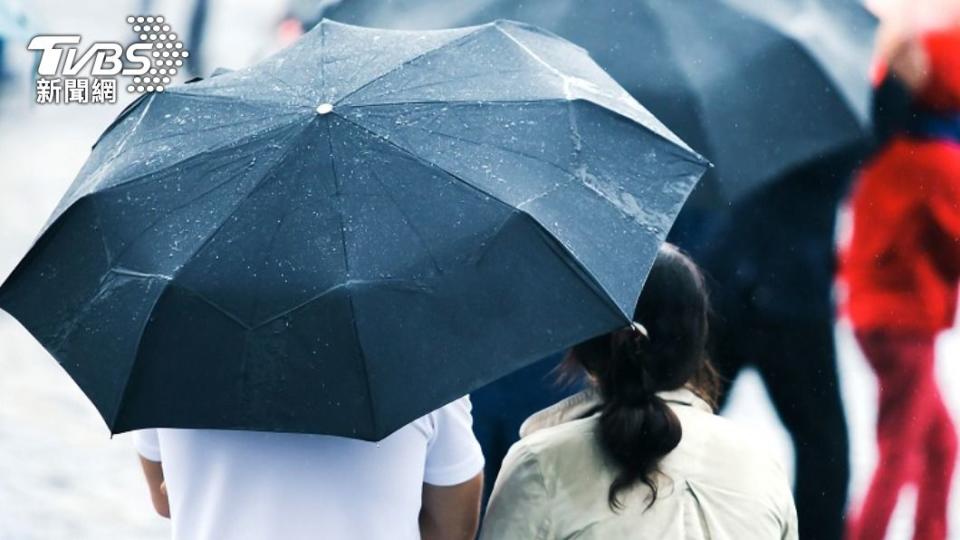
xmin=678 ymin=405 xmax=782 ymax=463
xmin=432 ymin=395 xmax=471 ymax=420
xmin=419 ymin=396 xmax=473 ymax=432
xmin=439 ymin=395 xmax=475 ymax=419
xmin=518 ymin=414 xmax=601 ymax=456
xmin=504 ymin=413 xmax=602 ymax=480
xmin=670 ymin=406 xmax=792 ymax=503
xmin=503 ymin=414 xmax=612 ymax=509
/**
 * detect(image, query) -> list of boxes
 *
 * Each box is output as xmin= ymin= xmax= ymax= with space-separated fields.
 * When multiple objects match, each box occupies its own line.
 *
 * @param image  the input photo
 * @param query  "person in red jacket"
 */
xmin=844 ymin=24 xmax=960 ymax=540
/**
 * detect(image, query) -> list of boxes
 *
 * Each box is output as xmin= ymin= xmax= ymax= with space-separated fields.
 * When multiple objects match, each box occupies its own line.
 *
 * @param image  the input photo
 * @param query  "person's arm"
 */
xmin=926 ymin=164 xmax=960 ymax=280
xmin=420 ymin=473 xmax=483 ymax=540
xmin=421 ymin=397 xmax=485 ymax=539
xmin=138 ymin=456 xmax=170 ymax=518
xmin=918 ymin=28 xmax=960 ymax=110
xmin=132 ymin=429 xmax=169 ymax=518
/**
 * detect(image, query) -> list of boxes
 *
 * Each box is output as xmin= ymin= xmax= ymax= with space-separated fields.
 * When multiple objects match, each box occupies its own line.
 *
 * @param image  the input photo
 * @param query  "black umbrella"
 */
xmin=321 ymin=0 xmax=876 ymax=202
xmin=0 ymin=20 xmax=708 ymax=440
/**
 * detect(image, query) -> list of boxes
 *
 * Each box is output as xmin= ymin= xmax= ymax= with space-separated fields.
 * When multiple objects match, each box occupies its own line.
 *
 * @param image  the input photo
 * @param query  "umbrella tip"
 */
xmin=316 ymin=103 xmax=334 ymax=115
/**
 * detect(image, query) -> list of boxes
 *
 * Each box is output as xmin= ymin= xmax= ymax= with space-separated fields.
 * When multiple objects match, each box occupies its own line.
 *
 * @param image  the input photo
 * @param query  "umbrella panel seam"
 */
xmin=334 ymin=24 xmax=485 ymax=106
xmin=336 ymin=113 xmax=630 ymax=322
xmin=107 ymin=121 xmax=321 ymax=430
xmin=325 ymin=117 xmax=380 ymax=438
xmin=82 ymin=116 xmax=306 ymax=207
xmin=87 ymin=122 xmax=310 ymax=277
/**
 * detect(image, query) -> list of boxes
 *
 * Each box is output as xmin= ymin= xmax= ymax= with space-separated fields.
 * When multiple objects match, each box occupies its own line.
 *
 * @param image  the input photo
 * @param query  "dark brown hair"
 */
xmin=566 ymin=243 xmax=719 ymax=510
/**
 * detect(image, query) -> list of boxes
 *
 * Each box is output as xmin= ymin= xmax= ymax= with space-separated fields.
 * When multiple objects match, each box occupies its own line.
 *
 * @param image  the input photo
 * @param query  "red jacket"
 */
xmin=843 ymin=28 xmax=960 ymax=333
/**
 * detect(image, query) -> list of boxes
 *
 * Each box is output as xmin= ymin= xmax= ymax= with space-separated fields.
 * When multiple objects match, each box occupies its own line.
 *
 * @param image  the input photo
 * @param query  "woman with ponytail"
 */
xmin=480 ymin=244 xmax=797 ymax=539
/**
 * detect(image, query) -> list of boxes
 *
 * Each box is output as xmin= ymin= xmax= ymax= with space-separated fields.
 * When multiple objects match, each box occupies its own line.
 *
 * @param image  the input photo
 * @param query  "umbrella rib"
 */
xmin=335 ymin=114 xmax=626 ymax=320
xmin=386 ymin=120 xmax=577 ymax=179
xmin=88 ymin=92 xmax=158 ymax=188
xmin=91 ymin=123 xmax=306 ymax=270
xmin=335 ymin=27 xmax=485 ymax=106
xmin=108 ymin=121 xmax=318 ymax=429
xmin=337 ymin=68 xmax=533 ymax=103
xmin=105 ymin=279 xmax=258 ymax=433
xmin=153 ymin=121 xmax=317 ymax=295
xmin=40 ymin=206 xmax=154 ymax=355
xmin=324 ymin=117 xmax=380 ymax=437
xmin=245 ymin=200 xmax=296 ymax=329
xmin=106 ymin=272 xmax=170 ymax=433
xmin=93 ymin=197 xmax=115 ymax=269
xmin=373 ymin=118 xmax=581 ymax=208
xmin=517 ymin=212 xmax=630 ymax=322
xmin=168 ymin=87 xmax=312 ymax=110
xmin=110 ymin=267 xmax=174 ymax=281
xmin=85 ymin=117 xmax=303 ymax=203
xmin=344 ymin=101 xmax=705 ymax=213
xmin=346 ymin=97 xmax=705 ymax=161
xmin=131 ymin=109 xmax=301 ymax=148
xmin=497 ymin=25 xmax=709 ymax=166
xmin=162 ymin=283 xmax=253 ymax=330
xmin=494 ymin=23 xmax=576 ymax=100
xmin=335 ymin=114 xmax=517 ymax=216
xmin=343 ymin=98 xmax=569 ymax=108
xmin=92 ymin=92 xmax=151 ymax=150
xmin=36 ymin=197 xmax=176 ymax=357
xmin=351 ymin=102 xmax=704 ymax=170
xmin=250 ymin=278 xmax=425 ymax=330
xmin=367 ymin=169 xmax=444 ymax=275
xmin=250 ymin=283 xmax=345 ymax=329
xmin=320 ymin=18 xmax=327 ymax=95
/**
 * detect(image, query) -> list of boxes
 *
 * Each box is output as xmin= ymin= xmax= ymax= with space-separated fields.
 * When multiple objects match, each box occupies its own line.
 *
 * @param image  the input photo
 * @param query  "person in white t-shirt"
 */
xmin=133 ymin=396 xmax=484 ymax=540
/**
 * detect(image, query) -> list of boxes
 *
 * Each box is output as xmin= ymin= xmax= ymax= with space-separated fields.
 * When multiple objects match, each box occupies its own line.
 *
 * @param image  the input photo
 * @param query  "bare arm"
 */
xmin=419 ymin=473 xmax=483 ymax=540
xmin=138 ymin=456 xmax=170 ymax=518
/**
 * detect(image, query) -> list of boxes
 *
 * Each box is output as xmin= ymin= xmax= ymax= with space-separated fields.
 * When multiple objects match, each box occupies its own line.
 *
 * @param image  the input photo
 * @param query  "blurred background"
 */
xmin=0 ymin=0 xmax=957 ymax=538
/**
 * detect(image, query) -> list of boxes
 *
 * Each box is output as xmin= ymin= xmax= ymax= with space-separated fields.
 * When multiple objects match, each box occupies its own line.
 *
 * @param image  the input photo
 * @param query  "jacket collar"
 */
xmin=519 ymin=386 xmax=712 ymax=439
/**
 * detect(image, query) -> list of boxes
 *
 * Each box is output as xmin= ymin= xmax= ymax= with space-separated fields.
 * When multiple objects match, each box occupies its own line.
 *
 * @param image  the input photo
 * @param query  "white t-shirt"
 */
xmin=133 ymin=397 xmax=484 ymax=540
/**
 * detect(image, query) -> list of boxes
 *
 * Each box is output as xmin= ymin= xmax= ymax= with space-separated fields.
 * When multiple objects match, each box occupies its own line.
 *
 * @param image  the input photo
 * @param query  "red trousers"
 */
xmin=849 ymin=332 xmax=958 ymax=540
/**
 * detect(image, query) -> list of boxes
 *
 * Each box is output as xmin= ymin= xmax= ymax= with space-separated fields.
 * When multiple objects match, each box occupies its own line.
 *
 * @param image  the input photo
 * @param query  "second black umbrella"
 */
xmin=322 ymin=0 xmax=877 ymax=202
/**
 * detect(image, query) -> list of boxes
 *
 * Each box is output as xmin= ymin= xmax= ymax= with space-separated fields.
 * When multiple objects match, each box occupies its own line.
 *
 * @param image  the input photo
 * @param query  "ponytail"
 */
xmin=566 ymin=244 xmax=714 ymax=511
xmin=585 ymin=323 xmax=683 ymax=509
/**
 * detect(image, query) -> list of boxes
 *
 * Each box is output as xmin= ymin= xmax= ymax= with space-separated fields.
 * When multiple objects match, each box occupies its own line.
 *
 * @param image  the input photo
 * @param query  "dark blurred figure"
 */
xmin=186 ymin=0 xmax=209 ymax=77
xmin=669 ymin=146 xmax=866 ymax=540
xmin=0 ymin=0 xmax=31 ymax=85
xmin=843 ymin=24 xmax=960 ymax=540
xmin=470 ymin=353 xmax=580 ymax=508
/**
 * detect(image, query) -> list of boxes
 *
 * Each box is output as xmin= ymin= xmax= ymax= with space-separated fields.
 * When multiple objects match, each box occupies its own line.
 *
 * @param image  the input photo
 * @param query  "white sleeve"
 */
xmin=132 ymin=429 xmax=162 ymax=462
xmin=423 ymin=396 xmax=485 ymax=486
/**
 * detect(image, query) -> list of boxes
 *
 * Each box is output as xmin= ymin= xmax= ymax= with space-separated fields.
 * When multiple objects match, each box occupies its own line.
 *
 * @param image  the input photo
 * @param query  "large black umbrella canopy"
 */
xmin=0 ymin=20 xmax=708 ymax=440
xmin=322 ymin=0 xmax=876 ymax=201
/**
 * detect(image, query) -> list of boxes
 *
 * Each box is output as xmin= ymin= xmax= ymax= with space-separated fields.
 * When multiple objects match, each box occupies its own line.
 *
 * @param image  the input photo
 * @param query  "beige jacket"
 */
xmin=480 ymin=388 xmax=798 ymax=540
